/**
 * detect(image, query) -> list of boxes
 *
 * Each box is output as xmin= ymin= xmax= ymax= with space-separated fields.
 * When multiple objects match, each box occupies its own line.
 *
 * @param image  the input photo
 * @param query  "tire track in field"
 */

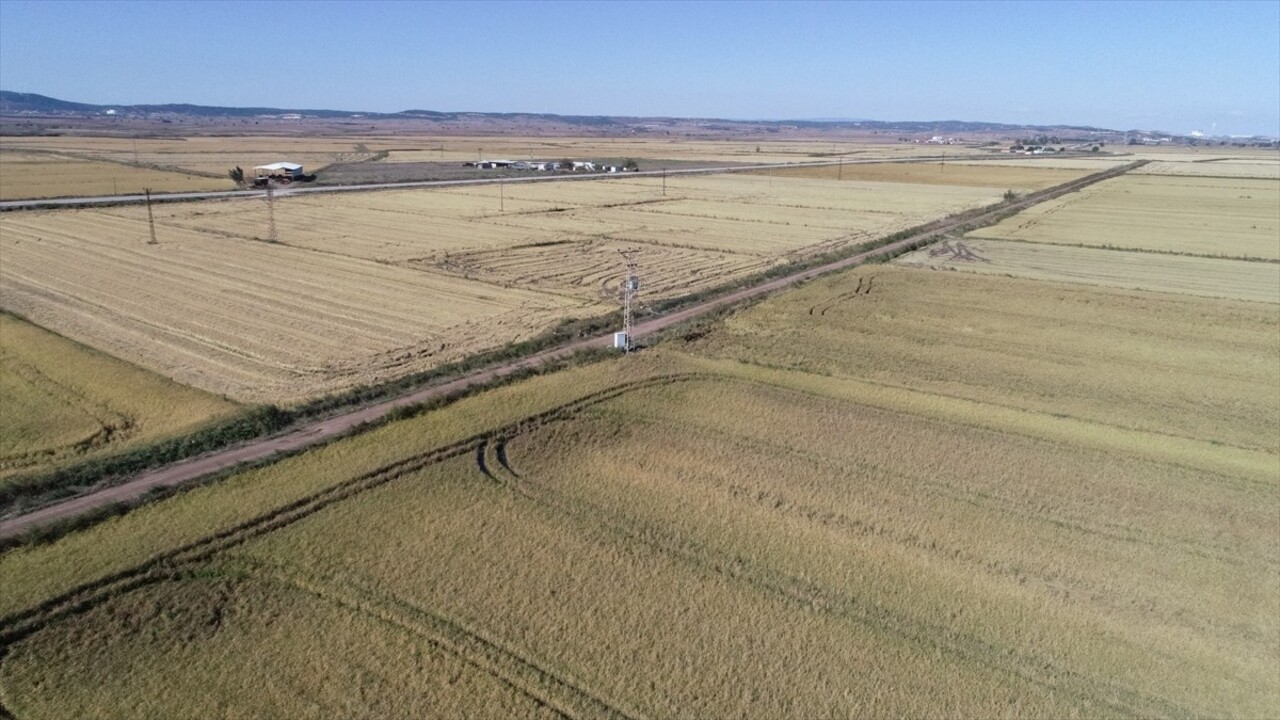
xmin=0 ymin=374 xmax=709 ymax=646
xmin=481 ymin=379 xmax=1193 ymax=719
xmin=245 ymin=560 xmax=642 ymax=720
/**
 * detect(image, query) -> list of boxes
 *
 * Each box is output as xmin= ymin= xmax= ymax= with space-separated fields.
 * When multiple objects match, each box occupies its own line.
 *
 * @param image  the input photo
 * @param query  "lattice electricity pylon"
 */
xmin=617 ymin=248 xmax=641 ymax=353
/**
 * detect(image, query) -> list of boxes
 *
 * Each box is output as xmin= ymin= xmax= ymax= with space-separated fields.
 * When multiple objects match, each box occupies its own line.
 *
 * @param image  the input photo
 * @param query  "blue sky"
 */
xmin=1 ymin=0 xmax=1277 ymax=135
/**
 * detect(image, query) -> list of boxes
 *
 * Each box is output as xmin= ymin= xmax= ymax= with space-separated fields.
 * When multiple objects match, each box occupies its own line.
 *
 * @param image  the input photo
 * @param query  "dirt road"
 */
xmin=0 ymin=160 xmax=1142 ymax=539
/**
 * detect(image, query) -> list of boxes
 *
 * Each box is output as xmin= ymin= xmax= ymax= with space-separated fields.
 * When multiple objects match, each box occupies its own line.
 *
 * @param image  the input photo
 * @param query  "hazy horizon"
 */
xmin=1 ymin=0 xmax=1277 ymax=137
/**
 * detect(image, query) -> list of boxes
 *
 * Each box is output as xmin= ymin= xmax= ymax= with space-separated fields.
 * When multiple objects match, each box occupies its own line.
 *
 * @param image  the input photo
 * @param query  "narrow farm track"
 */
xmin=0 ymin=160 xmax=1145 ymax=539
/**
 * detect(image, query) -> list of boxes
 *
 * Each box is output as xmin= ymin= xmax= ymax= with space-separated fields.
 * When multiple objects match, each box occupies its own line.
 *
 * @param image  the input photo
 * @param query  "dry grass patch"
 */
xmin=895 ymin=237 xmax=1280 ymax=303
xmin=0 ymin=313 xmax=238 ymax=482
xmin=967 ymin=174 xmax=1280 ymax=259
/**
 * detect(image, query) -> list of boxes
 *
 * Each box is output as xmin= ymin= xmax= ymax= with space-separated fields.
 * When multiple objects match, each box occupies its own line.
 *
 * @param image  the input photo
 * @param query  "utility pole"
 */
xmin=662 ymin=168 xmax=667 ymax=196
xmin=499 ymin=176 xmax=504 ymax=212
xmin=838 ymin=156 xmax=843 ymax=180
xmin=145 ymin=188 xmax=157 ymax=244
xmin=265 ymin=183 xmax=277 ymax=243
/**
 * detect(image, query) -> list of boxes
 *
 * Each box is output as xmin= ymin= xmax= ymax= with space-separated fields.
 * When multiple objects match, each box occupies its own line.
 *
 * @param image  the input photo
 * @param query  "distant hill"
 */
xmin=0 ymin=89 xmax=1117 ymax=135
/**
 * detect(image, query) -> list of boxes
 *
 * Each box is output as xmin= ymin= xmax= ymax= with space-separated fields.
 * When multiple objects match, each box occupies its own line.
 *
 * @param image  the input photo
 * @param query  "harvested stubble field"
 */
xmin=0 ymin=149 xmax=229 ymax=200
xmin=376 ymin=138 xmax=988 ymax=166
xmin=752 ymin=160 xmax=1093 ymax=189
xmin=894 ymin=237 xmax=1280 ymax=303
xmin=0 ymin=135 xmax=391 ymax=175
xmin=2 ymin=268 xmax=1275 ymax=718
xmin=0 ymin=172 xmax=1008 ymax=402
xmin=0 ymin=135 xmax=990 ymax=199
xmin=950 ymin=157 xmax=1133 ymax=171
xmin=967 ymin=173 xmax=1280 ymax=260
xmin=1132 ymin=159 xmax=1280 ymax=179
xmin=0 ymin=209 xmax=580 ymax=403
xmin=0 ymin=313 xmax=239 ymax=482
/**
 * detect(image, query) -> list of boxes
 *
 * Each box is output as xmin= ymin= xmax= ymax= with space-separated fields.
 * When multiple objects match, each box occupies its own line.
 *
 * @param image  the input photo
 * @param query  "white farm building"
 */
xmin=254 ymin=162 xmax=305 ymax=180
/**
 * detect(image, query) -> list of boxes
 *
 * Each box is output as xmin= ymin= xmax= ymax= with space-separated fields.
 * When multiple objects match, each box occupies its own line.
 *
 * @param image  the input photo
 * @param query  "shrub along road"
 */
xmin=0 ymin=160 xmax=1144 ymax=540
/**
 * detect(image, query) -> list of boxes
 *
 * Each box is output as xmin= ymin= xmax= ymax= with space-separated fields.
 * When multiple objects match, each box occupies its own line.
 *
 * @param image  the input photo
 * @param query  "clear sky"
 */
xmin=1 ymin=0 xmax=1277 ymax=136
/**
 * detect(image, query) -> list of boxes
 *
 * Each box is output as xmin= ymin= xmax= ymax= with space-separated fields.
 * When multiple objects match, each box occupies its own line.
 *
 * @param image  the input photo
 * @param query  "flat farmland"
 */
xmin=3 ymin=266 xmax=1275 ymax=717
xmin=376 ymin=137 xmax=988 ymax=165
xmin=0 ymin=150 xmax=229 ymax=200
xmin=967 ymin=174 xmax=1280 ymax=259
xmin=950 ymin=157 xmax=1132 ymax=170
xmin=0 ymin=313 xmax=239 ymax=483
xmin=0 ymin=136 xmax=391 ymax=176
xmin=754 ymin=160 xmax=1095 ymax=189
xmin=1133 ymin=160 xmax=1280 ymax=179
xmin=696 ymin=268 xmax=1280 ymax=454
xmin=895 ymin=237 xmax=1280 ymax=303
xmin=0 ymin=136 xmax=989 ymax=199
xmin=0 ymin=210 xmax=580 ymax=403
xmin=1 ymin=172 xmax=1008 ymax=402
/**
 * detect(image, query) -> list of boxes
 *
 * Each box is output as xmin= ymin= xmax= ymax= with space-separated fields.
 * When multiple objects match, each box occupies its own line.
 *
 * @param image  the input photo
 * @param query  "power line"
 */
xmin=144 ymin=188 xmax=157 ymax=244
xmin=264 ymin=183 xmax=277 ymax=243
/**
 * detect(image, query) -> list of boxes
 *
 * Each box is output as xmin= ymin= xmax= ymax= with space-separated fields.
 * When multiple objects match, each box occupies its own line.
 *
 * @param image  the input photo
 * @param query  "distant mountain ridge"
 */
xmin=0 ymin=90 xmax=1120 ymax=135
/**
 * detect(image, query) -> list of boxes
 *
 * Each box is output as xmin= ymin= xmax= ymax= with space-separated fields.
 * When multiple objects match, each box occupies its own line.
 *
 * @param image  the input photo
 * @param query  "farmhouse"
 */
xmin=254 ymin=162 xmax=305 ymax=180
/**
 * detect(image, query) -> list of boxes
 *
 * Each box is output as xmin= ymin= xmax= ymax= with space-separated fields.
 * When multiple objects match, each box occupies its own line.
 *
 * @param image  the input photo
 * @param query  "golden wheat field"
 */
xmin=2 ymin=266 xmax=1275 ymax=718
xmin=0 ymin=172 xmax=1012 ymax=402
xmin=967 ymin=173 xmax=1280 ymax=259
xmin=894 ymin=237 xmax=1280 ymax=303
xmin=0 ymin=313 xmax=239 ymax=483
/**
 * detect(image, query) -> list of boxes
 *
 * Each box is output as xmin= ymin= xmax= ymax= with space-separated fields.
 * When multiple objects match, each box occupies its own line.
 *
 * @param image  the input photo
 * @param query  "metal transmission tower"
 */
xmin=616 ymin=249 xmax=640 ymax=353
xmin=264 ymin=183 xmax=278 ymax=243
